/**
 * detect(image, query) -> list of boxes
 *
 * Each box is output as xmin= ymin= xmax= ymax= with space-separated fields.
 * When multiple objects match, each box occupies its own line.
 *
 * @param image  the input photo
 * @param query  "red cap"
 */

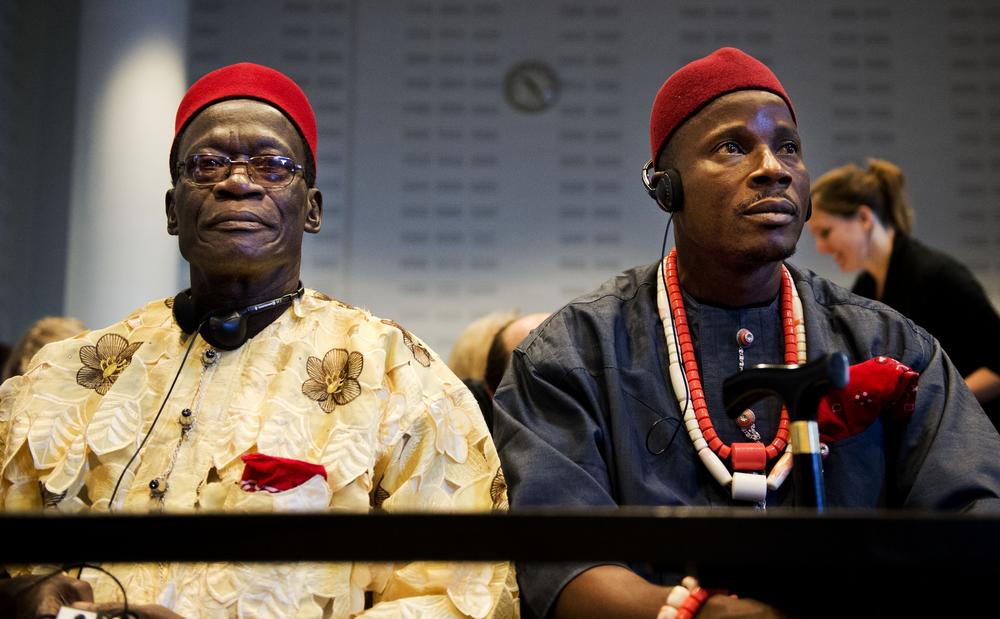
xmin=649 ymin=48 xmax=794 ymax=161
xmin=174 ymin=62 xmax=317 ymax=163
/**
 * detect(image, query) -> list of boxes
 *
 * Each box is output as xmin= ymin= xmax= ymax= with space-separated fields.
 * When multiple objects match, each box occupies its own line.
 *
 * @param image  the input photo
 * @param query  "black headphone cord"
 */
xmin=75 ymin=329 xmax=201 ymax=586
xmin=24 ymin=562 xmax=135 ymax=619
xmin=107 ymin=329 xmax=200 ymax=511
xmin=76 ymin=328 xmax=200 ymax=584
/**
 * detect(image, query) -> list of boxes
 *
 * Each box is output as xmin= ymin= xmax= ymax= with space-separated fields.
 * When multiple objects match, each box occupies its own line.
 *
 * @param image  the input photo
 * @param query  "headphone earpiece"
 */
xmin=171 ymin=285 xmax=304 ymax=351
xmin=655 ymin=168 xmax=684 ymax=213
xmin=207 ymin=312 xmax=249 ymax=350
xmin=171 ymin=289 xmax=199 ymax=334
xmin=642 ymin=159 xmax=684 ymax=213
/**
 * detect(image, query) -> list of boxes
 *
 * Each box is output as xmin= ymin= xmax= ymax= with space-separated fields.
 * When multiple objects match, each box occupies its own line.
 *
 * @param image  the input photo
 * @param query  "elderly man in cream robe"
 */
xmin=0 ymin=63 xmax=517 ymax=619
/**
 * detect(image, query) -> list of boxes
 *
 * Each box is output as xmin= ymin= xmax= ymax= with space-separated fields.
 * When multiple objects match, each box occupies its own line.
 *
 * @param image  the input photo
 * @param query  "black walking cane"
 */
xmin=722 ymin=353 xmax=849 ymax=511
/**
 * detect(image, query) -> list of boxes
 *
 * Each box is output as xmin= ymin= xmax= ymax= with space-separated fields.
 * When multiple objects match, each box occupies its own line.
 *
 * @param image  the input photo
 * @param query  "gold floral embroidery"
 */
xmin=302 ymin=348 xmax=363 ymax=413
xmin=76 ymin=333 xmax=143 ymax=395
xmin=164 ymin=296 xmax=174 ymax=309
xmin=381 ymin=319 xmax=432 ymax=367
xmin=490 ymin=468 xmax=508 ymax=510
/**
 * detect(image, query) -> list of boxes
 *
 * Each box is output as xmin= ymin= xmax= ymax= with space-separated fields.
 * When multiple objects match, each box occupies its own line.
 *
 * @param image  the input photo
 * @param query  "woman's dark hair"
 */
xmin=811 ymin=158 xmax=914 ymax=234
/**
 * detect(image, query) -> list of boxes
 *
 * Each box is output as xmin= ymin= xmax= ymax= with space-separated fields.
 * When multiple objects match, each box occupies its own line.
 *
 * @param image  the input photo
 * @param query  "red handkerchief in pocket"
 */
xmin=817 ymin=356 xmax=920 ymax=444
xmin=240 ymin=453 xmax=328 ymax=493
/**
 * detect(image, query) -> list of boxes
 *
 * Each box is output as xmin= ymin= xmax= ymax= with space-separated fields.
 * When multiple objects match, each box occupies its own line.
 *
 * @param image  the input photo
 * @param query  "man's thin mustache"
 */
xmin=737 ymin=192 xmax=798 ymax=211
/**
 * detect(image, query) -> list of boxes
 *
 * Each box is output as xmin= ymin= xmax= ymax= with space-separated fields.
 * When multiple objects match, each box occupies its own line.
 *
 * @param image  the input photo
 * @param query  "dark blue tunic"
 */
xmin=492 ymin=261 xmax=1000 ymax=618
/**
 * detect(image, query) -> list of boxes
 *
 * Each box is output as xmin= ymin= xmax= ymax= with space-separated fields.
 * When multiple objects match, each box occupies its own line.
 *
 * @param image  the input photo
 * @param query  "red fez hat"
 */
xmin=174 ymin=62 xmax=317 ymax=163
xmin=649 ymin=47 xmax=794 ymax=161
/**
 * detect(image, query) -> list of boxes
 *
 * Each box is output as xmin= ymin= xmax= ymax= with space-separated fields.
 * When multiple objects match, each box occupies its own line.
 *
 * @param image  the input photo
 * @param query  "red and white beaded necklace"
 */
xmin=656 ymin=249 xmax=807 ymax=503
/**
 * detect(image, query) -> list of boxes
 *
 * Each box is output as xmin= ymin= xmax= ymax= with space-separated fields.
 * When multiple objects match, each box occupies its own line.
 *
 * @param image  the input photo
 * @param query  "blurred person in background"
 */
xmin=450 ymin=311 xmax=548 ymax=430
xmin=483 ymin=313 xmax=550 ymax=400
xmin=0 ymin=343 xmax=11 ymax=375
xmin=1 ymin=316 xmax=87 ymax=381
xmin=449 ymin=311 xmax=520 ymax=384
xmin=809 ymin=158 xmax=1000 ymax=428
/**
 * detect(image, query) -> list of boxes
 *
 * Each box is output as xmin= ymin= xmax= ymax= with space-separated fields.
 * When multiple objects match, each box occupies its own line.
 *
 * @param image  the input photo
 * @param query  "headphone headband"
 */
xmin=172 ymin=284 xmax=305 ymax=350
xmin=236 ymin=285 xmax=304 ymax=316
xmin=642 ymin=159 xmax=659 ymax=197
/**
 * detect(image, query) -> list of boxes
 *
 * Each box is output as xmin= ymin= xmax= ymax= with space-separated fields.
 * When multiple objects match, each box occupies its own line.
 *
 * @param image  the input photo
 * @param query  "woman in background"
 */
xmin=809 ymin=158 xmax=1000 ymax=428
xmin=1 ymin=316 xmax=86 ymax=382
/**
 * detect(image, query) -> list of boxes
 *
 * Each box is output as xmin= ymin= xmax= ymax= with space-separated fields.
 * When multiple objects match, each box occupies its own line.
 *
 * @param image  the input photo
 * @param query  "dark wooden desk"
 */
xmin=4 ymin=507 xmax=997 ymax=616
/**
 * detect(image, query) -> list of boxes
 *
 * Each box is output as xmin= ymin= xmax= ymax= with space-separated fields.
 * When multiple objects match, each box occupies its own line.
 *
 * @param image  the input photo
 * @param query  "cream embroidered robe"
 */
xmin=0 ymin=291 xmax=517 ymax=618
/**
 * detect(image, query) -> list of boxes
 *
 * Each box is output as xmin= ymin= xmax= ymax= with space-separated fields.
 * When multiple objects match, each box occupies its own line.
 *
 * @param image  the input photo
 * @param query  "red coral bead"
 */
xmin=731 ymin=442 xmax=767 ymax=471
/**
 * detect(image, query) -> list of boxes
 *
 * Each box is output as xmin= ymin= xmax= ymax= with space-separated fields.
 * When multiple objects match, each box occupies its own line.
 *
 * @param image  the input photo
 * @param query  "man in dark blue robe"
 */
xmin=492 ymin=48 xmax=1000 ymax=619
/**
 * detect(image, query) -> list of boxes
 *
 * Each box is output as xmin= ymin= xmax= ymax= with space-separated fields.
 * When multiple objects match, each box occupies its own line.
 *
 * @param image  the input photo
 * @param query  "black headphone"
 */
xmin=172 ymin=284 xmax=304 ymax=350
xmin=642 ymin=158 xmax=684 ymax=213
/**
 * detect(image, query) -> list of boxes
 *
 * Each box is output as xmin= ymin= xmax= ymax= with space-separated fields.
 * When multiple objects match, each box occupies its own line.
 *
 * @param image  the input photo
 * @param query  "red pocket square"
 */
xmin=239 ymin=453 xmax=328 ymax=493
xmin=817 ymin=356 xmax=920 ymax=444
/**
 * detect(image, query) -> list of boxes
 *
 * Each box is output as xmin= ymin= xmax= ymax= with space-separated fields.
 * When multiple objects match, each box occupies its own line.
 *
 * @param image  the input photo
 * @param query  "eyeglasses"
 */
xmin=177 ymin=154 xmax=303 ymax=188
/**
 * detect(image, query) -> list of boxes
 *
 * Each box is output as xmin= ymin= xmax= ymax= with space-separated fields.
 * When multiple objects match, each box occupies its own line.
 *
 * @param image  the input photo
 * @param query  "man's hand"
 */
xmin=555 ymin=566 xmax=792 ymax=619
xmin=0 ymin=575 xmax=186 ymax=619
xmin=697 ymin=593 xmax=793 ymax=619
xmin=555 ymin=565 xmax=669 ymax=619
xmin=0 ymin=573 xmax=94 ymax=619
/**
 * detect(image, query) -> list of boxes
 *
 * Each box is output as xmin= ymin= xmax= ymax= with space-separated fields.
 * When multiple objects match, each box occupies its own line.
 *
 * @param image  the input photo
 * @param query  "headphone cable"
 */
xmin=107 ymin=329 xmax=199 ymax=511
xmin=78 ymin=329 xmax=201 ymax=585
xmin=24 ymin=562 xmax=134 ymax=619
